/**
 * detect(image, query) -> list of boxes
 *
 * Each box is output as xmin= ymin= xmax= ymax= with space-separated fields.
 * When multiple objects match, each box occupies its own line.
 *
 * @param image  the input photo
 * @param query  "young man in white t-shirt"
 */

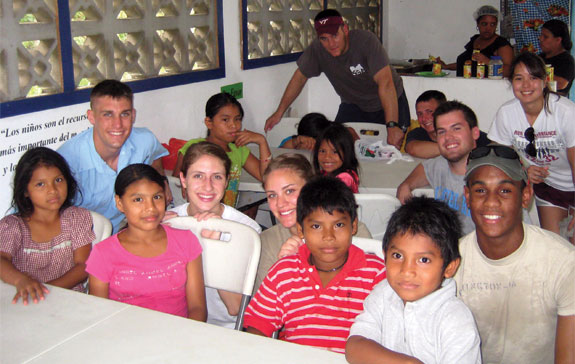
xmin=457 ymin=144 xmax=574 ymax=363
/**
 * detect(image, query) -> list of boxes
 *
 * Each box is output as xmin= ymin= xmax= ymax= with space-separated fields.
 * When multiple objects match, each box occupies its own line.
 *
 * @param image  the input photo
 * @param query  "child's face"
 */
xmin=116 ymin=179 xmax=166 ymax=231
xmin=385 ymin=232 xmax=459 ymax=304
xmin=180 ymin=154 xmax=228 ymax=215
xmin=318 ymin=140 xmax=343 ymax=173
xmin=205 ymin=104 xmax=242 ymax=144
xmin=297 ymin=208 xmax=357 ymax=271
xmin=26 ymin=165 xmax=67 ymax=213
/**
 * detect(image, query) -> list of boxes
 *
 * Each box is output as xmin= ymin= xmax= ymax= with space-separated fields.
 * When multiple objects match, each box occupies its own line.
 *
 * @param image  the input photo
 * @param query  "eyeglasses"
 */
xmin=467 ymin=145 xmax=520 ymax=163
xmin=524 ymin=127 xmax=537 ymax=158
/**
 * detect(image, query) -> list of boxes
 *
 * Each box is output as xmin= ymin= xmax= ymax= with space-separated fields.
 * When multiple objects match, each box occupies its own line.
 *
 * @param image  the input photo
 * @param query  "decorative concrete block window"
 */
xmin=1 ymin=0 xmax=224 ymax=117
xmin=241 ymin=0 xmax=381 ymax=70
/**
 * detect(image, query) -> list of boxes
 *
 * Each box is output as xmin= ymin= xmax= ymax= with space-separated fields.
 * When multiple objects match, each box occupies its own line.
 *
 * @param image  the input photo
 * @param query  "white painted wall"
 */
xmin=0 ymin=1 xmax=304 ymax=214
xmin=385 ymin=0 xmax=500 ymax=62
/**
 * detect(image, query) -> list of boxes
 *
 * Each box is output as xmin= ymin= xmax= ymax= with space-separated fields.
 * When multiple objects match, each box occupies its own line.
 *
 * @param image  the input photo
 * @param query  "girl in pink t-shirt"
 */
xmin=87 ymin=164 xmax=206 ymax=320
xmin=313 ymin=123 xmax=360 ymax=193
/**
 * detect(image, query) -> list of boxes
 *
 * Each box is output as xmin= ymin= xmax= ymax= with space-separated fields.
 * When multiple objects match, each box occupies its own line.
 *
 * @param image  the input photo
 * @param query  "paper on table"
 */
xmin=354 ymin=140 xmax=414 ymax=164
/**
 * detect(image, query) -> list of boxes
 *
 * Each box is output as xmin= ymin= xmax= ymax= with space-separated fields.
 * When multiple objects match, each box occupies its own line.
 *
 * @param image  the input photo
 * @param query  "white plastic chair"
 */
xmin=344 ymin=122 xmax=387 ymax=142
xmin=352 ymin=237 xmax=384 ymax=260
xmin=167 ymin=216 xmax=261 ymax=330
xmin=89 ymin=211 xmax=113 ymax=246
xmin=354 ymin=194 xmax=401 ymax=242
xmin=86 ymin=211 xmax=112 ymax=292
xmin=265 ymin=117 xmax=300 ymax=147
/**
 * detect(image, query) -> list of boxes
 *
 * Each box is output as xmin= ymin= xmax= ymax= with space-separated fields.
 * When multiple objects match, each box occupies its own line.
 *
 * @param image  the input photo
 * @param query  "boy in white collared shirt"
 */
xmin=346 ymin=196 xmax=481 ymax=364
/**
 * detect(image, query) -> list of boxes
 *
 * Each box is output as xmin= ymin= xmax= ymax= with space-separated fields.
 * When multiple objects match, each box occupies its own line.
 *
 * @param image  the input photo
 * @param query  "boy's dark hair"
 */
xmin=382 ymin=196 xmax=462 ymax=269
xmin=313 ymin=122 xmax=359 ymax=177
xmin=115 ymin=163 xmax=165 ymax=197
xmin=11 ymin=147 xmax=79 ymax=217
xmin=297 ymin=113 xmax=330 ymax=138
xmin=90 ymin=79 xmax=133 ymax=108
xmin=416 ymin=90 xmax=447 ymax=105
xmin=296 ymin=176 xmax=357 ymax=226
xmin=314 ymin=9 xmax=342 ymax=21
xmin=433 ymin=100 xmax=478 ymax=130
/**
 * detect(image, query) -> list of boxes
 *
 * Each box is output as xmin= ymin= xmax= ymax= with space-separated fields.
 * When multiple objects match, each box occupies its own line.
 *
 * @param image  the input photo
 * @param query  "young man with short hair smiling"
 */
xmin=405 ymin=91 xmax=491 ymax=159
xmin=59 ymin=80 xmax=171 ymax=232
xmin=457 ymin=144 xmax=574 ymax=363
xmin=397 ymin=101 xmax=480 ymax=234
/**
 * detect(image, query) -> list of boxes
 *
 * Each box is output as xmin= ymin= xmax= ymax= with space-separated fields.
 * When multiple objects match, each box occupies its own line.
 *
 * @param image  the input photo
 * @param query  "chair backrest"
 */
xmin=167 ymin=216 xmax=261 ymax=330
xmin=265 ymin=117 xmax=300 ymax=147
xmin=89 ymin=211 xmax=113 ymax=245
xmin=352 ymin=237 xmax=384 ymax=260
xmin=345 ymin=122 xmax=387 ymax=141
xmin=354 ymin=194 xmax=401 ymax=242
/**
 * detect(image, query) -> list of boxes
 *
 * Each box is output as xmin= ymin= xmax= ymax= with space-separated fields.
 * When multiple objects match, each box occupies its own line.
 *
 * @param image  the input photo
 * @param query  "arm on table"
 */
xmin=373 ymin=66 xmax=402 ymax=149
xmin=47 ymin=244 xmax=91 ymax=289
xmin=346 ymin=336 xmax=423 ymax=364
xmin=405 ymin=140 xmax=440 ymax=159
xmin=265 ymin=69 xmax=308 ymax=132
xmin=555 ymin=315 xmax=574 ymax=364
xmin=396 ymin=163 xmax=430 ymax=204
xmin=0 ymin=252 xmax=49 ymax=304
xmin=186 ymin=256 xmax=207 ymax=321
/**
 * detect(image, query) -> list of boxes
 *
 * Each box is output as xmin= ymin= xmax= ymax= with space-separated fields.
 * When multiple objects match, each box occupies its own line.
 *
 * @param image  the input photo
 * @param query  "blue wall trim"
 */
xmin=1 ymin=0 xmax=226 ymax=119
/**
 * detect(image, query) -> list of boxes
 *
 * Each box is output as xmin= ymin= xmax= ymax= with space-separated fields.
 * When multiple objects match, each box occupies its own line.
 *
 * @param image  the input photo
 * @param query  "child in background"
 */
xmin=0 ymin=147 xmax=94 ymax=305
xmin=87 ymin=164 xmax=206 ymax=320
xmin=279 ymin=112 xmax=330 ymax=150
xmin=244 ymin=176 xmax=386 ymax=353
xmin=346 ymin=196 xmax=481 ymax=364
xmin=313 ymin=123 xmax=360 ymax=193
xmin=172 ymin=93 xmax=272 ymax=207
xmin=167 ymin=141 xmax=260 ymax=328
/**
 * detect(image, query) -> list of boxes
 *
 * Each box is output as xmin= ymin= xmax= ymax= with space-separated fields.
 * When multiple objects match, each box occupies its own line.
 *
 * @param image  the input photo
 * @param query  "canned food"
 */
xmin=476 ymin=63 xmax=485 ymax=79
xmin=464 ymin=61 xmax=472 ymax=78
xmin=432 ymin=63 xmax=442 ymax=75
xmin=545 ymin=64 xmax=554 ymax=82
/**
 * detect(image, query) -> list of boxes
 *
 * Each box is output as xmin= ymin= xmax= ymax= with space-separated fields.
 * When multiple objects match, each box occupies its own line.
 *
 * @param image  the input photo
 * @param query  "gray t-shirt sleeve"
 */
xmin=362 ymin=31 xmax=389 ymax=77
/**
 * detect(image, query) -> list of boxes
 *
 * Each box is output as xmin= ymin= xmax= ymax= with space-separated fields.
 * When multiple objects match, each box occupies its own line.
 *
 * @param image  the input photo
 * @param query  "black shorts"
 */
xmin=533 ymin=182 xmax=575 ymax=210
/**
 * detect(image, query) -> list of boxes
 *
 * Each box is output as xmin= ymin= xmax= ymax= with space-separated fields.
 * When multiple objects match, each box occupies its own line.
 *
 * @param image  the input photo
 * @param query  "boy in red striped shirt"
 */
xmin=243 ymin=176 xmax=386 ymax=353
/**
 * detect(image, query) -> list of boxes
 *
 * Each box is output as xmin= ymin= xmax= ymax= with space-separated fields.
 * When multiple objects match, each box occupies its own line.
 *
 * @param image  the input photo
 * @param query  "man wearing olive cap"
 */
xmin=265 ymin=9 xmax=410 ymax=149
xmin=457 ymin=144 xmax=574 ymax=363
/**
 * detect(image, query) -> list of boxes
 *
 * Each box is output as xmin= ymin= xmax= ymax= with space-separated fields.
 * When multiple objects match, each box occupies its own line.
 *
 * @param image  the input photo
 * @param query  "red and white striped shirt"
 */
xmin=244 ymin=244 xmax=386 ymax=353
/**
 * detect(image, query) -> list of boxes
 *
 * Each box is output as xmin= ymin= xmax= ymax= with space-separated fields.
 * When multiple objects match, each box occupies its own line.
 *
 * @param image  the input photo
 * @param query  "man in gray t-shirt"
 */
xmin=397 ymin=101 xmax=480 ymax=234
xmin=265 ymin=9 xmax=410 ymax=149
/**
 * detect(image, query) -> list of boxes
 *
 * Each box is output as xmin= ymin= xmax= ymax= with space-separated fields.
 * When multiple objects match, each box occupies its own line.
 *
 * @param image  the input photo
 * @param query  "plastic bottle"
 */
xmin=488 ymin=56 xmax=503 ymax=79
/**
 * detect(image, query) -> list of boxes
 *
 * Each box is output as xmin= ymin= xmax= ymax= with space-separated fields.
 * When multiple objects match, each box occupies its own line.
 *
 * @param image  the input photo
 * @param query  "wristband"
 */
xmin=386 ymin=121 xmax=407 ymax=133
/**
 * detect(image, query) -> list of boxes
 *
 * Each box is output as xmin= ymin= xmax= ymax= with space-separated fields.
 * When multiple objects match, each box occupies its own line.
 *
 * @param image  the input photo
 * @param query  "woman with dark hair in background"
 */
xmin=539 ymin=19 xmax=574 ymax=96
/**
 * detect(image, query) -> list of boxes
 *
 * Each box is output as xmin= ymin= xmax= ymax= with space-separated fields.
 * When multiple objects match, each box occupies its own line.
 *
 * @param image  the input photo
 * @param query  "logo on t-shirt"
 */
xmin=350 ymin=64 xmax=365 ymax=75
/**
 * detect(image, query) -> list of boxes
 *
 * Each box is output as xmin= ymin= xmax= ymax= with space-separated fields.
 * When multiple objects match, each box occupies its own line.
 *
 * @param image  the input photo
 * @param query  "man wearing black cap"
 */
xmin=265 ymin=9 xmax=410 ymax=149
xmin=457 ymin=144 xmax=574 ymax=363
